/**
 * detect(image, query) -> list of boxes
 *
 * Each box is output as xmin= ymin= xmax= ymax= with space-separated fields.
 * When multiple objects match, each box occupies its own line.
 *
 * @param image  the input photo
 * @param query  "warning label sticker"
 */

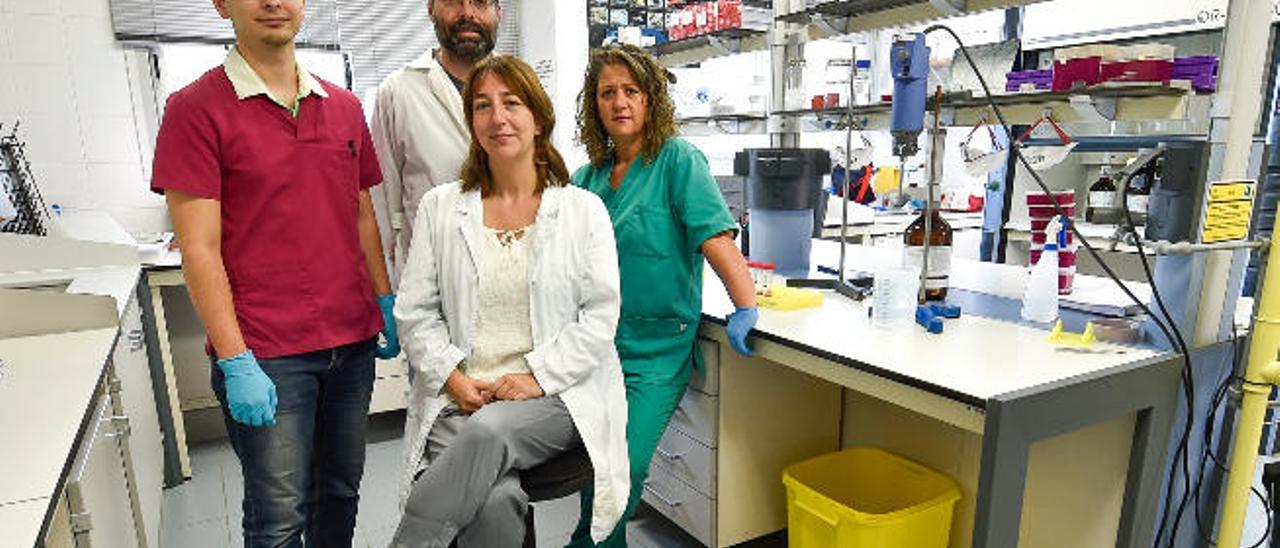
xmin=1202 ymin=180 xmax=1256 ymax=244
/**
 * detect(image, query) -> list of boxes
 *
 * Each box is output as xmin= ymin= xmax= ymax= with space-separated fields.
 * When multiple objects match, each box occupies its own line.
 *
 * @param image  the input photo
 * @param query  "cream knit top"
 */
xmin=441 ymin=223 xmax=536 ymax=406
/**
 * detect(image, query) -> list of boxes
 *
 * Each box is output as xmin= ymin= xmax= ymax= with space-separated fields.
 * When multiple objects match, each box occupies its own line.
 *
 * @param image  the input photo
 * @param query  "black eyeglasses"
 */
xmin=437 ymin=0 xmax=498 ymax=10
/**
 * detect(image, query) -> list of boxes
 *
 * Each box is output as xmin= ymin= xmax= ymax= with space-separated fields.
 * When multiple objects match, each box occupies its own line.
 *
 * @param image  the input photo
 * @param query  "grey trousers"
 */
xmin=390 ymin=397 xmax=581 ymax=548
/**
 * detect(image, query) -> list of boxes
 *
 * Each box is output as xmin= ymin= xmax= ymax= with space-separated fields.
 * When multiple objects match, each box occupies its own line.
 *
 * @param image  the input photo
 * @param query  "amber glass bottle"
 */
xmin=904 ymin=206 xmax=953 ymax=301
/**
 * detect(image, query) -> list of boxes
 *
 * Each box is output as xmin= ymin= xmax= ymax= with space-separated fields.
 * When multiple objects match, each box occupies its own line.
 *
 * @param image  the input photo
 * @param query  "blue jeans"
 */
xmin=211 ymin=337 xmax=376 ymax=548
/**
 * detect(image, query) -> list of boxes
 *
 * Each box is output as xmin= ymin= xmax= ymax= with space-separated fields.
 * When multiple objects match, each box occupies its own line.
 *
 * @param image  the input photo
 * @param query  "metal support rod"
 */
xmin=838 ymin=47 xmax=855 ymax=289
xmin=1147 ymin=239 xmax=1269 ymax=255
xmin=1216 ymin=3 xmax=1280 ymax=545
xmin=1213 ymin=8 xmax=1280 ymax=548
xmin=1195 ymin=0 xmax=1272 ymax=346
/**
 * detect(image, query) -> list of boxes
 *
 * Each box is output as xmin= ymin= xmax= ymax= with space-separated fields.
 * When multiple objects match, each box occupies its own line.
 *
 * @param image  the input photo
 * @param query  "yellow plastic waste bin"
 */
xmin=783 ymin=447 xmax=961 ymax=548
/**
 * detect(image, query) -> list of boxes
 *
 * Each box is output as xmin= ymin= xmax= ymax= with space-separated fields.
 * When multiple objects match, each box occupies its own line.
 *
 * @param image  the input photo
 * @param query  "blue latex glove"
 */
xmin=726 ymin=307 xmax=759 ymax=356
xmin=375 ymin=294 xmax=400 ymax=359
xmin=216 ymin=350 xmax=277 ymax=427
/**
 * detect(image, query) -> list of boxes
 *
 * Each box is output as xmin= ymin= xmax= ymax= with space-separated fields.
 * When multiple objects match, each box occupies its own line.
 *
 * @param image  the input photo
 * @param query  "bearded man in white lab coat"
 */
xmin=371 ymin=0 xmax=503 ymax=283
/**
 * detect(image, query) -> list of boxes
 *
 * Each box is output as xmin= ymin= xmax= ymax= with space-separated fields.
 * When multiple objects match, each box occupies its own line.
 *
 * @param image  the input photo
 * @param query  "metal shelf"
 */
xmin=777 ymin=0 xmax=1049 ymax=41
xmin=650 ymin=27 xmax=768 ymax=67
xmin=679 ymin=84 xmax=1196 ymax=135
xmin=941 ymin=84 xmax=1196 ymax=126
xmin=676 ymin=114 xmax=768 ymax=136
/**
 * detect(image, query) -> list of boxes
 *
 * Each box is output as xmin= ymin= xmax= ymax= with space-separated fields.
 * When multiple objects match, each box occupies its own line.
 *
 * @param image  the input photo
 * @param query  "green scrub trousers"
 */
xmin=568 ymin=138 xmax=737 ymax=547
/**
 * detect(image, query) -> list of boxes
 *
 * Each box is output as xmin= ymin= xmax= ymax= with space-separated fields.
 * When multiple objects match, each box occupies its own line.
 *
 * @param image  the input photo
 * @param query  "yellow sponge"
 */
xmin=758 ymin=286 xmax=824 ymax=311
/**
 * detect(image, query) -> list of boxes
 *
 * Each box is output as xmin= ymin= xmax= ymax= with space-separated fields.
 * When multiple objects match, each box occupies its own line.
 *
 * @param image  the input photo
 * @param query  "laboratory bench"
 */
xmin=643 ymin=239 xmax=1181 ymax=548
xmin=0 ymin=230 xmax=165 ymax=548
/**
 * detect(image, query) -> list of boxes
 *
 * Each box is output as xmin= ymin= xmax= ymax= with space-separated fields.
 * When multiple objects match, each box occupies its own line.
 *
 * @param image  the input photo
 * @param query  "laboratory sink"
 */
xmin=0 ymin=286 xmax=118 ymax=338
xmin=0 ymin=279 xmax=72 ymax=293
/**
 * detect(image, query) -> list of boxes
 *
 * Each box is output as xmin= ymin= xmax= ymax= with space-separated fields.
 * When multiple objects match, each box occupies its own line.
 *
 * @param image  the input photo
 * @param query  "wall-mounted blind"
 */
xmin=109 ymin=0 xmax=521 ymax=96
xmin=108 ymin=0 xmax=341 ymax=47
xmin=339 ymin=0 xmax=522 ymax=97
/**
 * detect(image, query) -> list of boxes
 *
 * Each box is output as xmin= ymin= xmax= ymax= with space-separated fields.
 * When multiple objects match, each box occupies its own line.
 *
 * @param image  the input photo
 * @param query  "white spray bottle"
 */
xmin=1021 ymin=215 xmax=1063 ymax=323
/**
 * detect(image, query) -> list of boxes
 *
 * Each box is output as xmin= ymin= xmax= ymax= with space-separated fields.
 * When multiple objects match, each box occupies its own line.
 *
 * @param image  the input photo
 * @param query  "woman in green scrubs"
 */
xmin=567 ymin=43 xmax=758 ymax=547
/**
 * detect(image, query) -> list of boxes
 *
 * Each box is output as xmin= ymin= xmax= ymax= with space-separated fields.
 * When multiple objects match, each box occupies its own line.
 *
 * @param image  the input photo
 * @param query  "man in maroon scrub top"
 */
xmin=150 ymin=1 xmax=399 ymax=545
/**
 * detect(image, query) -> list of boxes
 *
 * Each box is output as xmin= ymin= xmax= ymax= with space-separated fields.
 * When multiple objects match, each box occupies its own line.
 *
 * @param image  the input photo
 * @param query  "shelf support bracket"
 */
xmin=930 ymin=0 xmax=967 ymax=17
xmin=706 ymin=35 xmax=733 ymax=57
xmin=1068 ymin=94 xmax=1117 ymax=122
xmin=810 ymin=14 xmax=842 ymax=38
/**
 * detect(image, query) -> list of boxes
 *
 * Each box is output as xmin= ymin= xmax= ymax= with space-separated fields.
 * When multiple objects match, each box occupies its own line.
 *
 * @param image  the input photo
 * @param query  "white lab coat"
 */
xmin=371 ymin=50 xmax=470 ymax=284
xmin=393 ymin=182 xmax=630 ymax=543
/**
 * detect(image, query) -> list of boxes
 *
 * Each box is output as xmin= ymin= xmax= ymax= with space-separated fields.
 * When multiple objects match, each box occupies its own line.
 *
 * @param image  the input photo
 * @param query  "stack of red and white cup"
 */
xmin=1026 ymin=190 xmax=1077 ymax=294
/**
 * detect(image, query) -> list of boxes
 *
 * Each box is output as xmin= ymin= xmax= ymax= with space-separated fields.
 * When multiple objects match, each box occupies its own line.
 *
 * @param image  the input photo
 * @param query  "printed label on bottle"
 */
xmin=904 ymin=246 xmax=953 ymax=290
xmin=1089 ymin=191 xmax=1116 ymax=209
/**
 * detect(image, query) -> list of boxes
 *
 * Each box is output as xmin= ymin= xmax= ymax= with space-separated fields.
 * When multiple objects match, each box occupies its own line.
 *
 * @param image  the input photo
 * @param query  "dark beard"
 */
xmin=433 ymin=18 xmax=496 ymax=63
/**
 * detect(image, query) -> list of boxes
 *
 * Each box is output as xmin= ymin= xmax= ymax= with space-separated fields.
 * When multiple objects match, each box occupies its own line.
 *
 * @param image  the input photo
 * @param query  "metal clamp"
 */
xmin=643 ymin=482 xmax=684 ymax=507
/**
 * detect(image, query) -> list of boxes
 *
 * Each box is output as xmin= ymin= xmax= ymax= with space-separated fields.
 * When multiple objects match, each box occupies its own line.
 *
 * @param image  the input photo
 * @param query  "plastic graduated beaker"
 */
xmin=873 ymin=266 xmax=921 ymax=328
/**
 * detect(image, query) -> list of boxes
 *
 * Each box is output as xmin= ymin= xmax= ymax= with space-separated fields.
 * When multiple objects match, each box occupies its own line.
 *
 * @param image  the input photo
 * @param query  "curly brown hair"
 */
xmin=576 ymin=43 xmax=678 ymax=168
xmin=460 ymin=55 xmax=569 ymax=195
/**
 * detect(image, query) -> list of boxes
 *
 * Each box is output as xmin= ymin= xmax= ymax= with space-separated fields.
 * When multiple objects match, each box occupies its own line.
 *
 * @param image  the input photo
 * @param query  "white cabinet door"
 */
xmin=67 ymin=393 xmax=139 ymax=547
xmin=113 ymin=293 xmax=163 ymax=548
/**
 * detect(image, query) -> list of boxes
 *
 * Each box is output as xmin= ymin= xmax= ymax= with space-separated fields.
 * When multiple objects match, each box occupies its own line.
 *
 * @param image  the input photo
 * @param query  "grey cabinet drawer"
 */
xmin=643 ymin=461 xmax=716 ymax=547
xmin=652 ymin=425 xmax=716 ymax=498
xmin=689 ymin=339 xmax=719 ymax=396
xmin=669 ymin=388 xmax=718 ymax=448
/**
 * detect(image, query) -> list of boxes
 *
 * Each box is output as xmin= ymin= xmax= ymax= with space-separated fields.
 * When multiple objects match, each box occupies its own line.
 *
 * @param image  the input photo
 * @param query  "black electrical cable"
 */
xmin=919 ymin=23 xmax=1202 ymax=548
xmin=1119 ymin=169 xmax=1200 ymax=548
xmin=1191 ymin=330 xmax=1273 ymax=548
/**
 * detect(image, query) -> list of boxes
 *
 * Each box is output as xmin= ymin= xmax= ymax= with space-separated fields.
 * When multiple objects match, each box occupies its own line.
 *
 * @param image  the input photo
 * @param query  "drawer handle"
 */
xmin=643 ymin=482 xmax=683 ymax=507
xmin=655 ymin=447 xmax=685 ymax=461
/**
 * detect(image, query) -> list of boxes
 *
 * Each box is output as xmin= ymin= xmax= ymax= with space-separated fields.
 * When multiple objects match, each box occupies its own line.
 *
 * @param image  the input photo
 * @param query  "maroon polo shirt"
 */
xmin=151 ymin=66 xmax=384 ymax=359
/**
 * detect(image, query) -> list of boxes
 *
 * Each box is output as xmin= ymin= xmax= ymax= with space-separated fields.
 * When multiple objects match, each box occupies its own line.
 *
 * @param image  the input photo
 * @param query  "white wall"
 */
xmin=0 ymin=0 xmax=165 ymax=234
xmin=520 ymin=1 xmax=589 ymax=171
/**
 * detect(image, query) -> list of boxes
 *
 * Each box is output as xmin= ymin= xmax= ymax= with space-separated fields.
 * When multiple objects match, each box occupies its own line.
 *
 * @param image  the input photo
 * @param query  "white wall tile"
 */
xmin=27 ymin=161 xmax=90 ymax=210
xmin=0 ymin=16 xmax=11 ymax=64
xmin=7 ymin=13 xmax=69 ymax=66
xmin=81 ymin=115 xmax=139 ymax=163
xmin=87 ymin=161 xmax=156 ymax=209
xmin=0 ymin=63 xmax=18 ymax=124
xmin=61 ymin=0 xmax=109 ymax=20
xmin=104 ymin=205 xmax=169 ymax=234
xmin=65 ymin=14 xmax=122 ymax=66
xmin=71 ymin=60 xmax=134 ymax=117
xmin=1 ymin=0 xmax=65 ymax=16
xmin=10 ymin=64 xmax=78 ymax=117
xmin=16 ymin=113 xmax=83 ymax=164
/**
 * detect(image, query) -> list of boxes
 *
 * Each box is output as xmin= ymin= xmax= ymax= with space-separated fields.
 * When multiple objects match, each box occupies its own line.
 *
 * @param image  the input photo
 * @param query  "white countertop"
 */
xmin=703 ymin=240 xmax=1163 ymax=404
xmin=0 ymin=497 xmax=51 ymax=548
xmin=0 ymin=328 xmax=121 ymax=504
xmin=0 ymin=231 xmax=143 ymax=532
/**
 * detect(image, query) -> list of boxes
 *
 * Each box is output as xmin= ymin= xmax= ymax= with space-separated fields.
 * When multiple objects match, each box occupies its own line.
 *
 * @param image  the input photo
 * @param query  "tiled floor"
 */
xmin=159 ymin=412 xmax=706 ymax=548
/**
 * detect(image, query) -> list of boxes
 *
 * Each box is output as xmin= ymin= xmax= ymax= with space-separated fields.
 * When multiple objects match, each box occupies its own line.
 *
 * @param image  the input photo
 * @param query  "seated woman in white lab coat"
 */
xmin=388 ymin=55 xmax=630 ymax=548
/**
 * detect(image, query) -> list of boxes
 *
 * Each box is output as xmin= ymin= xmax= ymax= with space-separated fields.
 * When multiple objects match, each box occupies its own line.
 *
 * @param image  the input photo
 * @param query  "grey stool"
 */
xmin=519 ymin=445 xmax=593 ymax=548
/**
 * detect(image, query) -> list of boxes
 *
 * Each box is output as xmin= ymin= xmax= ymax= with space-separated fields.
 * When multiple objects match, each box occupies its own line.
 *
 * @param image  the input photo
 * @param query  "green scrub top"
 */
xmin=573 ymin=138 xmax=738 ymax=371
